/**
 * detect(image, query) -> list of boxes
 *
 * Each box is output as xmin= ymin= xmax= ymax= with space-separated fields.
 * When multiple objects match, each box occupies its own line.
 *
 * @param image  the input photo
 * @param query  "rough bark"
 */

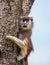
xmin=0 ymin=0 xmax=34 ymax=65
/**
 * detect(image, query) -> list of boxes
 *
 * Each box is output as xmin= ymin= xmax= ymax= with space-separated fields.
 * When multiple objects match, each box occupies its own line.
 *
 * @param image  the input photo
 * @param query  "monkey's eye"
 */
xmin=23 ymin=19 xmax=29 ymax=22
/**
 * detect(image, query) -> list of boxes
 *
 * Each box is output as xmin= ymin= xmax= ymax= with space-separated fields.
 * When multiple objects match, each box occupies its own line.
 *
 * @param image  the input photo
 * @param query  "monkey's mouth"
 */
xmin=23 ymin=25 xmax=27 ymax=27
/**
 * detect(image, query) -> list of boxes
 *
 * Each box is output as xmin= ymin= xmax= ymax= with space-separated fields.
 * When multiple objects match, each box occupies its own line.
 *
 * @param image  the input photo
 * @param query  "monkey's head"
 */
xmin=20 ymin=16 xmax=33 ymax=31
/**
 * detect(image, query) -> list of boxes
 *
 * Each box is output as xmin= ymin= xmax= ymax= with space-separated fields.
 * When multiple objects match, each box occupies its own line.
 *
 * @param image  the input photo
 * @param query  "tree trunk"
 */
xmin=0 ymin=0 xmax=34 ymax=65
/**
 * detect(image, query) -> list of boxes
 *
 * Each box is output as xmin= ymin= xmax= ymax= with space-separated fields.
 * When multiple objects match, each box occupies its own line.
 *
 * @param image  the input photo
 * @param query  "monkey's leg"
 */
xmin=24 ymin=58 xmax=28 ymax=65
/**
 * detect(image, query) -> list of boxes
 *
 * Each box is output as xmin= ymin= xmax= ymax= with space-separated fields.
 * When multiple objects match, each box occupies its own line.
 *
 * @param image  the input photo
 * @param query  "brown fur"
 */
xmin=23 ymin=37 xmax=34 ymax=65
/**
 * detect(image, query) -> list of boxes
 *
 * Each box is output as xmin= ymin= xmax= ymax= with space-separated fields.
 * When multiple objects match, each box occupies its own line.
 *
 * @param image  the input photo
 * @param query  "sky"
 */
xmin=28 ymin=0 xmax=50 ymax=65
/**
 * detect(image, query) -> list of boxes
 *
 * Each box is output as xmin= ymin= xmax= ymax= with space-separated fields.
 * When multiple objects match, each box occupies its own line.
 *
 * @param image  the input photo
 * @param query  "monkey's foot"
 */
xmin=5 ymin=35 xmax=27 ymax=61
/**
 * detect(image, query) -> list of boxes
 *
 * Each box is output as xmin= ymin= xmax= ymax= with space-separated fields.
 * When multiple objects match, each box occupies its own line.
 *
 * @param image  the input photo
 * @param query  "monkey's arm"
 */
xmin=23 ymin=37 xmax=34 ymax=65
xmin=23 ymin=37 xmax=34 ymax=59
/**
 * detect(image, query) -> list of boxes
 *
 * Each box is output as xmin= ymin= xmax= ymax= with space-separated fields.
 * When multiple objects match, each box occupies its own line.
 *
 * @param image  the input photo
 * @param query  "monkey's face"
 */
xmin=20 ymin=18 xmax=33 ymax=31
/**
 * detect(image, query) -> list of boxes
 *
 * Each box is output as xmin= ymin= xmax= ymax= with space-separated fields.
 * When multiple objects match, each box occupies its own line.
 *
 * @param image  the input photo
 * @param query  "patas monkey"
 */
xmin=19 ymin=16 xmax=34 ymax=65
